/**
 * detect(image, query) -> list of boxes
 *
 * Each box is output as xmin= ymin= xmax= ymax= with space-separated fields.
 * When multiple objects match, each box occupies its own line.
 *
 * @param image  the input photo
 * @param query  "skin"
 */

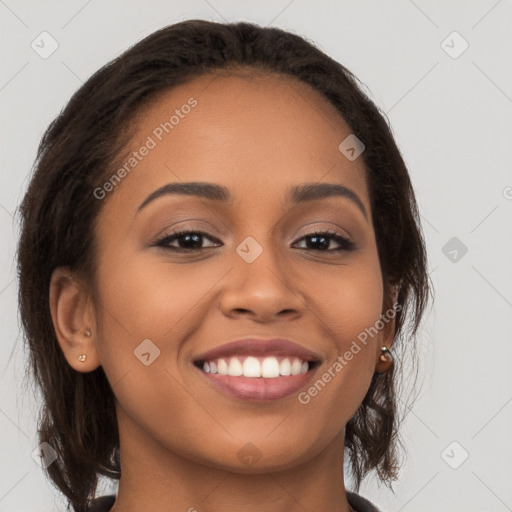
xmin=50 ymin=71 xmax=394 ymax=512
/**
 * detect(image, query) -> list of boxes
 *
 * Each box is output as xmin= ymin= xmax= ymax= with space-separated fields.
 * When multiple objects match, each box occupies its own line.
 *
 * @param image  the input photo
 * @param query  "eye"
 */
xmin=293 ymin=230 xmax=355 ymax=252
xmin=154 ymin=228 xmax=356 ymax=253
xmin=154 ymin=228 xmax=221 ymax=252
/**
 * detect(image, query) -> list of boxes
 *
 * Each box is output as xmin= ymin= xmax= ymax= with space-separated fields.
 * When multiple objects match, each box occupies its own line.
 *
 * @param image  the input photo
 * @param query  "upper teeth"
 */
xmin=202 ymin=356 xmax=309 ymax=378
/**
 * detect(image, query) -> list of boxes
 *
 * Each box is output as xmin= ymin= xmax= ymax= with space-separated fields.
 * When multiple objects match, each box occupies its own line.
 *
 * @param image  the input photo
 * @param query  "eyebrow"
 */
xmin=136 ymin=181 xmax=368 ymax=220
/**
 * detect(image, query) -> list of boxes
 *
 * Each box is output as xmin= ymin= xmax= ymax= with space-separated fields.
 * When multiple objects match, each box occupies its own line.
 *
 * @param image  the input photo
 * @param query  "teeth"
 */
xmin=280 ymin=357 xmax=291 ymax=376
xmin=243 ymin=356 xmax=261 ymax=377
xmin=228 ymin=357 xmax=243 ymax=376
xmin=217 ymin=358 xmax=228 ymax=375
xmin=291 ymin=358 xmax=303 ymax=375
xmin=202 ymin=356 xmax=310 ymax=378
xmin=261 ymin=357 xmax=280 ymax=378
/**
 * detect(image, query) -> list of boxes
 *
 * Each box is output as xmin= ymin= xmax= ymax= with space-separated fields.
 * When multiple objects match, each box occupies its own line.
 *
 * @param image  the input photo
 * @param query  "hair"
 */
xmin=16 ymin=19 xmax=432 ymax=512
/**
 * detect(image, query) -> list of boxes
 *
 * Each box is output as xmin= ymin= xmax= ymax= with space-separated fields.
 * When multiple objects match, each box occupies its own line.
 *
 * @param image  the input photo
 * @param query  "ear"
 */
xmin=49 ymin=266 xmax=101 ymax=373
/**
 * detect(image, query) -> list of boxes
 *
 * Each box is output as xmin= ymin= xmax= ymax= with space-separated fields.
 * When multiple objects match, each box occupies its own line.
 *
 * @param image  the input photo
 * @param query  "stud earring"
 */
xmin=375 ymin=346 xmax=394 ymax=374
xmin=78 ymin=354 xmax=87 ymax=362
xmin=84 ymin=328 xmax=92 ymax=337
xmin=380 ymin=346 xmax=393 ymax=362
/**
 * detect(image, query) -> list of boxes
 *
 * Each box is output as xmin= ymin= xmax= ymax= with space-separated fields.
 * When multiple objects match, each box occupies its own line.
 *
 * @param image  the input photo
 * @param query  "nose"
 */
xmin=218 ymin=240 xmax=306 ymax=323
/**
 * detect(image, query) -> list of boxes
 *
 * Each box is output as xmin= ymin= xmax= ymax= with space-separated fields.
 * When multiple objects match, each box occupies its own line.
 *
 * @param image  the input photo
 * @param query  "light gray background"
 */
xmin=1 ymin=1 xmax=511 ymax=511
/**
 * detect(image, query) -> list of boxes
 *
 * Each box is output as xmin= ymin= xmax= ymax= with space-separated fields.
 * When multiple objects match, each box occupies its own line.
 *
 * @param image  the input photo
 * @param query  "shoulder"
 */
xmin=347 ymin=490 xmax=384 ymax=512
xmin=87 ymin=494 xmax=116 ymax=512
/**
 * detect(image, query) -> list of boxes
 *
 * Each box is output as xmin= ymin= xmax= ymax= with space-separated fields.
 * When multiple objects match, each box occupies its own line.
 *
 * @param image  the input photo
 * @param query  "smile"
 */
xmin=193 ymin=354 xmax=320 ymax=401
xmin=197 ymin=355 xmax=312 ymax=378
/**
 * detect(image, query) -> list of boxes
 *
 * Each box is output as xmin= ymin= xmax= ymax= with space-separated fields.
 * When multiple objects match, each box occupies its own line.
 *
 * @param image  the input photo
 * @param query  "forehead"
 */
xmin=101 ymin=70 xmax=370 ymax=219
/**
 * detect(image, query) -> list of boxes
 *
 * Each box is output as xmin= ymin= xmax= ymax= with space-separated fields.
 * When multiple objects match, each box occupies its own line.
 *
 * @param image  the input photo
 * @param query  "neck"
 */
xmin=109 ymin=408 xmax=355 ymax=512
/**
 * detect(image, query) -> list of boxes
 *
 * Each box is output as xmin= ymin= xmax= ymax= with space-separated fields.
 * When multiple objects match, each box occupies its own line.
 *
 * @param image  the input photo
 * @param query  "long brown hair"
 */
xmin=16 ymin=19 xmax=432 ymax=512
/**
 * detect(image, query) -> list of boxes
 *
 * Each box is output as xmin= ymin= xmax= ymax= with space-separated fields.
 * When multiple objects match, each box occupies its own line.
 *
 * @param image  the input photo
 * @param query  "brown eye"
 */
xmin=153 ymin=228 xmax=355 ymax=253
xmin=293 ymin=230 xmax=355 ymax=252
xmin=154 ymin=229 xmax=221 ymax=252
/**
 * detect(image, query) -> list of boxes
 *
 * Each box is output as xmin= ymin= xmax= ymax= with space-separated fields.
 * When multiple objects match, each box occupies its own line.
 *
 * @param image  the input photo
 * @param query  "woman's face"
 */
xmin=79 ymin=72 xmax=393 ymax=472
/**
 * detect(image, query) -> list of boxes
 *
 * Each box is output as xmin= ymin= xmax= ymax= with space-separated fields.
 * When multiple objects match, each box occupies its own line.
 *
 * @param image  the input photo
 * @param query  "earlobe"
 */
xmin=49 ymin=267 xmax=100 ymax=372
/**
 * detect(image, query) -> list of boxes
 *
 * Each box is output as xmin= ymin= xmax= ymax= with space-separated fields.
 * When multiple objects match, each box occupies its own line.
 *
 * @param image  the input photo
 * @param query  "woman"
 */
xmin=17 ymin=19 xmax=431 ymax=512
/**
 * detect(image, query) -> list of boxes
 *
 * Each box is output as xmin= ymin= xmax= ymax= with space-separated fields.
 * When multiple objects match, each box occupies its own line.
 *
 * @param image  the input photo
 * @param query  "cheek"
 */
xmin=97 ymin=238 xmax=225 ymax=327
xmin=92 ymin=251 xmax=231 ymax=372
xmin=297 ymin=253 xmax=384 ymax=416
xmin=305 ymin=250 xmax=384 ymax=347
xmin=91 ymin=255 xmax=214 ymax=429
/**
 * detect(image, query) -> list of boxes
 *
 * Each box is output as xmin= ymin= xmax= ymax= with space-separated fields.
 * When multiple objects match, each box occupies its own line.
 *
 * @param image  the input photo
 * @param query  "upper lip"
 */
xmin=193 ymin=337 xmax=322 ymax=363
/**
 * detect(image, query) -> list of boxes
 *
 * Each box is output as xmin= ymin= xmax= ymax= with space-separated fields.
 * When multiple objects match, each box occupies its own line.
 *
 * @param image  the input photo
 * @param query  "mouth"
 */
xmin=193 ymin=355 xmax=320 ymax=377
xmin=192 ymin=338 xmax=322 ymax=401
xmin=193 ymin=357 xmax=321 ymax=402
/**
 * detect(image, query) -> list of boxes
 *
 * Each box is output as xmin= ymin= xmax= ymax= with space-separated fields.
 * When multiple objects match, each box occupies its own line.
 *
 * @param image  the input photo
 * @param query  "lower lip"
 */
xmin=195 ymin=364 xmax=318 ymax=401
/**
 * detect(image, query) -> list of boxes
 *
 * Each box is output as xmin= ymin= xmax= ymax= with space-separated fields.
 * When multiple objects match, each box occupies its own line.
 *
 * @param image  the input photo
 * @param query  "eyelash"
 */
xmin=154 ymin=228 xmax=356 ymax=253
